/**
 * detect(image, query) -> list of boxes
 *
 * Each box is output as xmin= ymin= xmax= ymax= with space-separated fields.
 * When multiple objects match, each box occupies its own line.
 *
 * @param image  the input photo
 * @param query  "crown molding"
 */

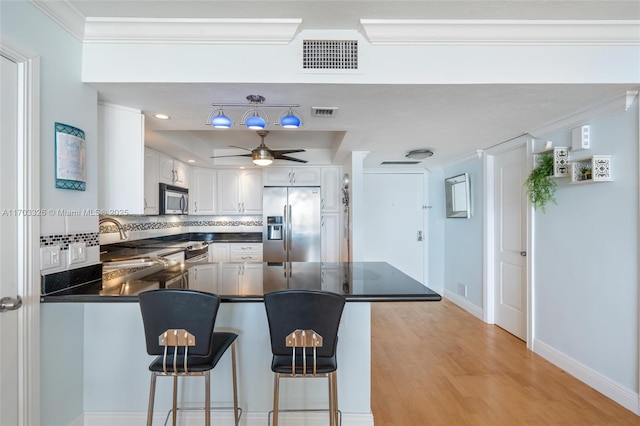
xmin=528 ymin=90 xmax=639 ymax=137
xmin=29 ymin=0 xmax=85 ymax=41
xmin=443 ymin=150 xmax=484 ymax=168
xmin=84 ymin=18 xmax=302 ymax=44
xmin=359 ymin=19 xmax=640 ymax=46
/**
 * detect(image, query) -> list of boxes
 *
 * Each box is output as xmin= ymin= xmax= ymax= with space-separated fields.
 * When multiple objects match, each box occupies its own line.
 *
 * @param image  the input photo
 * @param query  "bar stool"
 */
xmin=264 ymin=289 xmax=346 ymax=426
xmin=139 ymin=289 xmax=240 ymax=426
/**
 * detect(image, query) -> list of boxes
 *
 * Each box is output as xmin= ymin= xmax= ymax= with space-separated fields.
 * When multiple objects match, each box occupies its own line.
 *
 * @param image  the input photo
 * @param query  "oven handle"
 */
xmin=186 ymin=252 xmax=209 ymax=263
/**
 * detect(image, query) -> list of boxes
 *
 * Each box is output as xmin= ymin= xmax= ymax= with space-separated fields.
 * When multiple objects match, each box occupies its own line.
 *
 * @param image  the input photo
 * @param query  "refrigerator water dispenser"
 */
xmin=267 ymin=216 xmax=283 ymax=240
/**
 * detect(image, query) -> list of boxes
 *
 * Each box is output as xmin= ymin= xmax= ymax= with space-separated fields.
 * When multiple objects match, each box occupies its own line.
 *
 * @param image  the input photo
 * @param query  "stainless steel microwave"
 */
xmin=159 ymin=183 xmax=188 ymax=215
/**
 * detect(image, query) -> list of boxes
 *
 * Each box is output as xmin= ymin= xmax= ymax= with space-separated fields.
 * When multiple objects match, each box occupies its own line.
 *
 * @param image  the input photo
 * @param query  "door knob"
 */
xmin=520 ymin=251 xmax=527 ymax=257
xmin=0 ymin=295 xmax=22 ymax=312
xmin=417 ymin=231 xmax=423 ymax=241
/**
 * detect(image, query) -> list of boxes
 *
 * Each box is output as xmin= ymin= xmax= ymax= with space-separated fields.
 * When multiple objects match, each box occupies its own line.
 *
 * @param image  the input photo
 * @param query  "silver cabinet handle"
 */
xmin=1 ymin=295 xmax=22 ymax=312
xmin=194 ymin=201 xmax=198 ymax=212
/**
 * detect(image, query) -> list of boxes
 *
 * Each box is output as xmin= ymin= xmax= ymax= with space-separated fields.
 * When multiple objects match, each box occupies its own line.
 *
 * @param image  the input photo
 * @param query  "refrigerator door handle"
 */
xmin=283 ymin=205 xmax=288 ymax=251
xmin=288 ymin=204 xmax=293 ymax=253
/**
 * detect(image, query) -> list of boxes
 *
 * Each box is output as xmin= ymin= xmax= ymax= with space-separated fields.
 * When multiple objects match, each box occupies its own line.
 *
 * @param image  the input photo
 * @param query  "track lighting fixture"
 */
xmin=206 ymin=94 xmax=302 ymax=130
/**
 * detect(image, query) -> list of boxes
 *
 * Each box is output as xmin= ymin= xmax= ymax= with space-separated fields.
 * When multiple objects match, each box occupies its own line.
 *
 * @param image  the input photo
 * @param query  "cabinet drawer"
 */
xmin=230 ymin=253 xmax=263 ymax=262
xmin=230 ymin=243 xmax=262 ymax=254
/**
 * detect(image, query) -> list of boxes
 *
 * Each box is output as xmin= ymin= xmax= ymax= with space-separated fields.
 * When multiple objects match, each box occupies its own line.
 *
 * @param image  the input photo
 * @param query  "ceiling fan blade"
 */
xmin=271 ymin=149 xmax=306 ymax=155
xmin=275 ymin=154 xmax=308 ymax=163
xmin=228 ymin=145 xmax=251 ymax=151
xmin=210 ymin=154 xmax=252 ymax=159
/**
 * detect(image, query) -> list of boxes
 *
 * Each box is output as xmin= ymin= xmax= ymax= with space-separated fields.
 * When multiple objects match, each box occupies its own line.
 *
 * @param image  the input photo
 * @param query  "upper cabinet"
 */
xmin=190 ymin=167 xmax=217 ymax=215
xmin=98 ymin=103 xmax=145 ymax=214
xmin=143 ymin=148 xmax=160 ymax=215
xmin=263 ymin=167 xmax=321 ymax=186
xmin=217 ymin=169 xmax=263 ymax=215
xmin=320 ymin=167 xmax=341 ymax=212
xmin=159 ymin=152 xmax=189 ymax=188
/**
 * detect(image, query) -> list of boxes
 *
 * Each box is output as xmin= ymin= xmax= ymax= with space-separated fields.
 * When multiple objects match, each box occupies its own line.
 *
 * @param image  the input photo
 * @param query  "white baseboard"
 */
xmin=74 ymin=410 xmax=374 ymax=426
xmin=533 ymin=338 xmax=640 ymax=415
xmin=443 ymin=289 xmax=484 ymax=320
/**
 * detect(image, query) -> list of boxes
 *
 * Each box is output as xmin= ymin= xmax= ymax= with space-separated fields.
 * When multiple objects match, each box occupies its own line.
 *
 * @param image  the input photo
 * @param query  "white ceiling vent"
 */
xmin=302 ymin=40 xmax=358 ymax=70
xmin=311 ymin=107 xmax=339 ymax=118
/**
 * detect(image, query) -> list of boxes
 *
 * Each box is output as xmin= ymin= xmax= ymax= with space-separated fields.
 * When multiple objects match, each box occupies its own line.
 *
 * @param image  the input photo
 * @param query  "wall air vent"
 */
xmin=381 ymin=161 xmax=422 ymax=165
xmin=302 ymin=40 xmax=358 ymax=70
xmin=311 ymin=107 xmax=339 ymax=117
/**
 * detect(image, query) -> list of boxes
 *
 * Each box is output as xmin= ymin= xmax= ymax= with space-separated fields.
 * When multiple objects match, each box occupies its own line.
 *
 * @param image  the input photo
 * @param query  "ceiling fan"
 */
xmin=210 ymin=130 xmax=307 ymax=165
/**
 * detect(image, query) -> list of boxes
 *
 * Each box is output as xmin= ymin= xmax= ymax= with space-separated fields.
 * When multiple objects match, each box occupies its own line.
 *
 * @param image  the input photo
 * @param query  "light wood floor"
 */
xmin=371 ymin=300 xmax=639 ymax=425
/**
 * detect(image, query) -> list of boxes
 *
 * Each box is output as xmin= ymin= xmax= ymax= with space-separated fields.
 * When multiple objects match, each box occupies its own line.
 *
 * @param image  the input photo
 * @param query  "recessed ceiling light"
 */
xmin=187 ymin=159 xmax=195 ymax=163
xmin=154 ymin=114 xmax=170 ymax=120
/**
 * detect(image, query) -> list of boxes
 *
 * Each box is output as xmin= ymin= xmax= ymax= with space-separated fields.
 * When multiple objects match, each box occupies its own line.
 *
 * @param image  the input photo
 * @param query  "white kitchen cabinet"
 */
xmin=143 ymin=148 xmax=160 ymax=215
xmin=98 ymin=103 xmax=145 ymax=214
xmin=321 ymin=266 xmax=342 ymax=293
xmin=263 ymin=167 xmax=321 ymax=186
xmin=230 ymin=243 xmax=263 ymax=262
xmin=217 ymin=169 xmax=262 ymax=214
xmin=190 ymin=168 xmax=216 ymax=215
xmin=159 ymin=152 xmax=189 ymax=188
xmin=188 ymin=264 xmax=218 ymax=292
xmin=209 ymin=243 xmax=230 ymax=262
xmin=321 ymin=212 xmax=341 ymax=262
xmin=219 ymin=263 xmax=263 ymax=296
xmin=321 ymin=166 xmax=342 ymax=212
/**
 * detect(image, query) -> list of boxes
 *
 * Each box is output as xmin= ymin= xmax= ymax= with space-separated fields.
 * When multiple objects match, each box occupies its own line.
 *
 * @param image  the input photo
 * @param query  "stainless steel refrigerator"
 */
xmin=263 ymin=186 xmax=321 ymax=262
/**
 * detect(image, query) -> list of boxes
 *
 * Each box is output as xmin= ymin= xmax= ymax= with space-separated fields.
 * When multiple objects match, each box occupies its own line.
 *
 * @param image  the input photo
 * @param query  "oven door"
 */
xmin=185 ymin=243 xmax=209 ymax=263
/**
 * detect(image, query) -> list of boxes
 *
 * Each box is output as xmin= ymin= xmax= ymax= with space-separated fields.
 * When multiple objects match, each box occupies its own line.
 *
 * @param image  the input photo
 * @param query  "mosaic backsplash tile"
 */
xmin=40 ymin=232 xmax=100 ymax=250
xmin=100 ymin=219 xmax=262 ymax=234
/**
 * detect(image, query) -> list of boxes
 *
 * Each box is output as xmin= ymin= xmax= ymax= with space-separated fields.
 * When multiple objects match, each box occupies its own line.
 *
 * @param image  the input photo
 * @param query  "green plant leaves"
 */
xmin=525 ymin=153 xmax=557 ymax=212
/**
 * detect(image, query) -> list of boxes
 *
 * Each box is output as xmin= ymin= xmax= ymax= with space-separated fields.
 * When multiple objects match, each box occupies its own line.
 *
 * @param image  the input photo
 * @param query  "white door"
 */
xmin=363 ymin=173 xmax=425 ymax=282
xmin=493 ymin=145 xmax=527 ymax=340
xmin=1 ymin=54 xmax=20 ymax=426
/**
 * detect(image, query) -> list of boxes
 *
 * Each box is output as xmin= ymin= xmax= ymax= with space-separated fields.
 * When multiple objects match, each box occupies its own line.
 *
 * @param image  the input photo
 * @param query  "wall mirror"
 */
xmin=445 ymin=173 xmax=471 ymax=218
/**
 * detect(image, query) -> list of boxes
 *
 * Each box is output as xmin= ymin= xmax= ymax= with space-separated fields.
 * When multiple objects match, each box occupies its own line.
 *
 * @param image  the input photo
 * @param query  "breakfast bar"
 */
xmin=40 ymin=261 xmax=440 ymax=425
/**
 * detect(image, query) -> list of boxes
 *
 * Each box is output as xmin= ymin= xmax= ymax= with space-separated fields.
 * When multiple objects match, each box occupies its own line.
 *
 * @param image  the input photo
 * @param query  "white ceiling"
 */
xmin=68 ymin=1 xmax=640 ymax=168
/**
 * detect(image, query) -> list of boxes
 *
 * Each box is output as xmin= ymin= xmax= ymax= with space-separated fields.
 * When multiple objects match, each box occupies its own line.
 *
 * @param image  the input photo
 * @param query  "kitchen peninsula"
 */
xmin=40 ymin=244 xmax=440 ymax=425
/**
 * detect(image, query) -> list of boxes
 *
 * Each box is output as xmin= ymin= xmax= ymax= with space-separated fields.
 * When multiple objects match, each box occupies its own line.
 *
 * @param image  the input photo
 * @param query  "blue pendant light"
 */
xmin=210 ymin=110 xmax=233 ymax=128
xmin=280 ymin=112 xmax=301 ymax=128
xmin=246 ymin=113 xmax=266 ymax=130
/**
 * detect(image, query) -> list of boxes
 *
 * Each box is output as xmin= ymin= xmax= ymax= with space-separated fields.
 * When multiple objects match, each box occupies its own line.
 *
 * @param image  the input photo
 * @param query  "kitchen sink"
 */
xmin=102 ymin=257 xmax=166 ymax=271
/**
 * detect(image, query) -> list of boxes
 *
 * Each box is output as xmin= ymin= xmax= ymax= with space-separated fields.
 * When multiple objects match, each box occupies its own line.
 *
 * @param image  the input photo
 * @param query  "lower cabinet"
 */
xmin=209 ymin=243 xmax=263 ymax=262
xmin=219 ymin=263 xmax=263 ymax=296
xmin=321 ymin=212 xmax=341 ymax=262
xmin=188 ymin=264 xmax=217 ymax=292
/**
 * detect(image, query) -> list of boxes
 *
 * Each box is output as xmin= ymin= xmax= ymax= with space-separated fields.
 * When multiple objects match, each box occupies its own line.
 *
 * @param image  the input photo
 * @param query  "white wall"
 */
xmin=534 ymin=99 xmax=639 ymax=393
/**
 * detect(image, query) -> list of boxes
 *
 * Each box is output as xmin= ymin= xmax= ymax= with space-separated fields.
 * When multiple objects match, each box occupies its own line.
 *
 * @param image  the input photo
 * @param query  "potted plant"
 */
xmin=525 ymin=153 xmax=557 ymax=212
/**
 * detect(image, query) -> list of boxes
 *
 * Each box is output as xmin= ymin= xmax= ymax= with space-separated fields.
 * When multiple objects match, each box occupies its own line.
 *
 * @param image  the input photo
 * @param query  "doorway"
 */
xmin=0 ymin=45 xmax=40 ymax=425
xmin=363 ymin=172 xmax=427 ymax=283
xmin=484 ymin=138 xmax=531 ymax=344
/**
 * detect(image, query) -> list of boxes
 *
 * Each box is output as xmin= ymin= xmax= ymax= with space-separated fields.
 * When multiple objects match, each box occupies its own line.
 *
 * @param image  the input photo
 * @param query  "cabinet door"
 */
xmin=217 ymin=170 xmax=242 ymax=214
xmin=321 ymin=167 xmax=341 ymax=212
xmin=291 ymin=167 xmax=321 ymax=186
xmin=239 ymin=264 xmax=264 ymax=296
xmin=321 ymin=212 xmax=341 ymax=262
xmin=144 ymin=148 xmax=159 ymax=215
xmin=188 ymin=265 xmax=218 ymax=292
xmin=219 ymin=264 xmax=240 ymax=295
xmin=209 ymin=243 xmax=230 ymax=262
xmin=191 ymin=168 xmax=216 ymax=215
xmin=158 ymin=153 xmax=175 ymax=185
xmin=98 ymin=103 xmax=145 ymax=214
xmin=241 ymin=170 xmax=263 ymax=213
xmin=173 ymin=159 xmax=189 ymax=188
xmin=321 ymin=267 xmax=341 ymax=293
xmin=263 ymin=168 xmax=292 ymax=186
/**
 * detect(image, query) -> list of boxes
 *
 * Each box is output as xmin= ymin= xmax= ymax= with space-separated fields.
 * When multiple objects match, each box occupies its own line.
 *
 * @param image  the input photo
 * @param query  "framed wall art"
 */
xmin=55 ymin=122 xmax=86 ymax=190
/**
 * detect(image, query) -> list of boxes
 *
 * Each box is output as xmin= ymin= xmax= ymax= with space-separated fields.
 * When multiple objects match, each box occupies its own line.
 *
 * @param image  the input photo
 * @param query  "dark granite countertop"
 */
xmin=41 ymin=262 xmax=441 ymax=304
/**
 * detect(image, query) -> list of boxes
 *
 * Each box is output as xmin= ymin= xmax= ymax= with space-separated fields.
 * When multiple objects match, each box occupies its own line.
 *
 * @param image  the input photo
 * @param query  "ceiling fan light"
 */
xmin=246 ymin=115 xmax=266 ymax=129
xmin=280 ymin=113 xmax=301 ymax=128
xmin=211 ymin=112 xmax=232 ymax=128
xmin=252 ymin=146 xmax=273 ymax=166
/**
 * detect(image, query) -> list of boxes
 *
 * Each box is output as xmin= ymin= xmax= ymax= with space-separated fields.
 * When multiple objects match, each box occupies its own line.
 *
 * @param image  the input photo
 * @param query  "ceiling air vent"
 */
xmin=381 ymin=161 xmax=423 ymax=165
xmin=311 ymin=107 xmax=338 ymax=118
xmin=303 ymin=40 xmax=358 ymax=70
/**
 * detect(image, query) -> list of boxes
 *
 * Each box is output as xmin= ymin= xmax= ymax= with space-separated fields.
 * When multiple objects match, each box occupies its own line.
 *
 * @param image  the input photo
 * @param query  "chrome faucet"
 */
xmin=99 ymin=217 xmax=128 ymax=240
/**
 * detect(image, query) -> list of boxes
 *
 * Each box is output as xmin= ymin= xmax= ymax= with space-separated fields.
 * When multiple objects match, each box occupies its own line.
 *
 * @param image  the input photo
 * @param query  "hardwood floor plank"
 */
xmin=371 ymin=300 xmax=639 ymax=425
